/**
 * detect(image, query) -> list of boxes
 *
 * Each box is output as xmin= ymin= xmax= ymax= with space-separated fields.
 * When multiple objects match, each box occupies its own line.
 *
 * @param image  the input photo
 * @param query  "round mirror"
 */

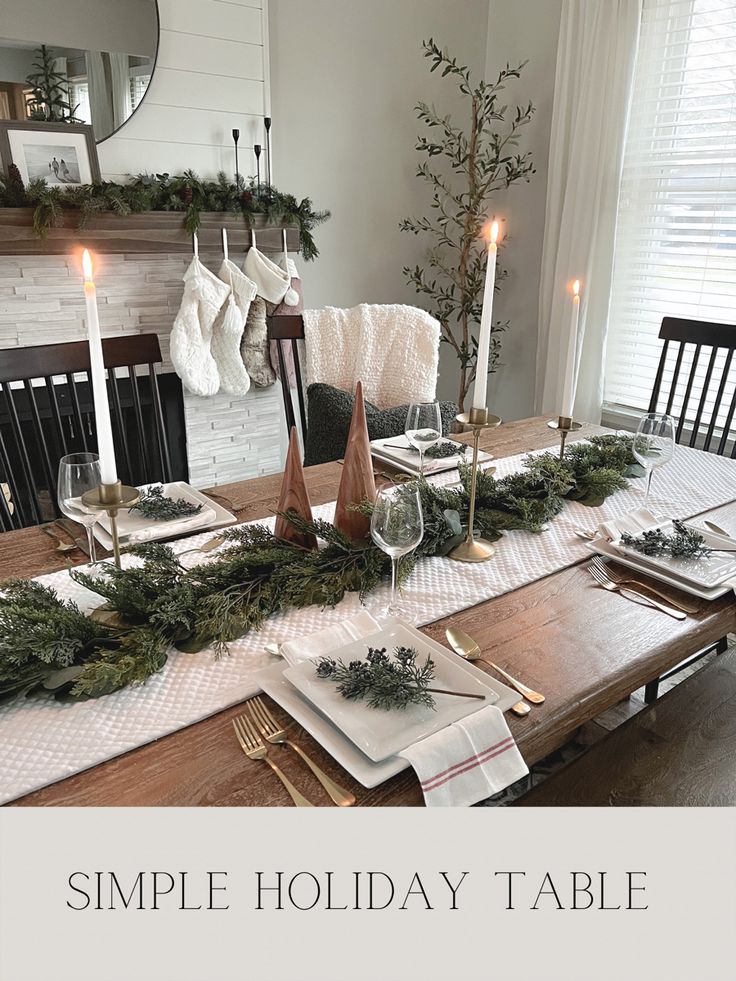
xmin=0 ymin=0 xmax=159 ymax=143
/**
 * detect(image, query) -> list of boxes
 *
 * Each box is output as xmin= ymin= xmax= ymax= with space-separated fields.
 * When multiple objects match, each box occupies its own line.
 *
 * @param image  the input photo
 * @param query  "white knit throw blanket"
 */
xmin=303 ymin=304 xmax=440 ymax=407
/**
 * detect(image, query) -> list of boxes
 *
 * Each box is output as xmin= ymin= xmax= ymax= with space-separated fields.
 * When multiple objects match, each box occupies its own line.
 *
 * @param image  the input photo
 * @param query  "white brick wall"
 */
xmin=0 ymin=253 xmax=286 ymax=487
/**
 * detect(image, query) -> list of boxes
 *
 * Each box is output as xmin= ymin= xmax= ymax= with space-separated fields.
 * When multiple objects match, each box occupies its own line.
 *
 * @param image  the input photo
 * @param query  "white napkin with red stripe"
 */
xmin=399 ymin=706 xmax=528 ymax=807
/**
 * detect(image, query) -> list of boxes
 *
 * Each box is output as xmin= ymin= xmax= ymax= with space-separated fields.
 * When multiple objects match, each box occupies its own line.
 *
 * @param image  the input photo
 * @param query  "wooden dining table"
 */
xmin=3 ymin=415 xmax=735 ymax=807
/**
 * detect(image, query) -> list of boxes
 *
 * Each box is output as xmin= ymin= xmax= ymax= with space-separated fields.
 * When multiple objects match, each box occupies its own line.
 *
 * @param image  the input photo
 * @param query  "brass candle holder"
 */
xmin=547 ymin=415 xmax=582 ymax=460
xmin=449 ymin=406 xmax=502 ymax=563
xmin=81 ymin=480 xmax=140 ymax=569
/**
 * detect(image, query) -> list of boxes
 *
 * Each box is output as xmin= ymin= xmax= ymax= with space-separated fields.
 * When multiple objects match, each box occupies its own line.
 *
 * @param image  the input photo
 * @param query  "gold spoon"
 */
xmin=445 ymin=626 xmax=543 ymax=708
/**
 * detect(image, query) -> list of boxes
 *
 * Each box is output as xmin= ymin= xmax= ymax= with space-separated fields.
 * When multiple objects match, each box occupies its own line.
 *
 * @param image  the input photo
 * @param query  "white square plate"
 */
xmin=94 ymin=481 xmax=236 ymax=548
xmin=611 ymin=519 xmax=736 ymax=588
xmin=586 ymin=538 xmax=731 ymax=600
xmin=282 ymin=621 xmax=511 ymax=763
xmin=370 ymin=436 xmax=493 ymax=476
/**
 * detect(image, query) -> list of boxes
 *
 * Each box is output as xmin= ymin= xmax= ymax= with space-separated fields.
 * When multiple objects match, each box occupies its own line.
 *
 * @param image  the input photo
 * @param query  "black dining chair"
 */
xmin=0 ymin=333 xmax=179 ymax=531
xmin=267 ymin=312 xmax=308 ymax=443
xmin=648 ymin=316 xmax=736 ymax=455
xmin=643 ymin=316 xmax=735 ymax=702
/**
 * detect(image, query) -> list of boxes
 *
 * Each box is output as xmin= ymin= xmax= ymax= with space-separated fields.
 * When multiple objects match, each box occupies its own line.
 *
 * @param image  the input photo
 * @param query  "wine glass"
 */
xmin=370 ymin=484 xmax=424 ymax=618
xmin=632 ymin=413 xmax=676 ymax=507
xmin=405 ymin=401 xmax=443 ymax=476
xmin=57 ymin=452 xmax=102 ymax=562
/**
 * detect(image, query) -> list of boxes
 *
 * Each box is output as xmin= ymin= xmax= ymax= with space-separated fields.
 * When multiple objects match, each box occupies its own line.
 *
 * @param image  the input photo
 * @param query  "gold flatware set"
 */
xmin=233 ymin=695 xmax=356 ymax=807
xmin=587 ymin=557 xmax=687 ymax=618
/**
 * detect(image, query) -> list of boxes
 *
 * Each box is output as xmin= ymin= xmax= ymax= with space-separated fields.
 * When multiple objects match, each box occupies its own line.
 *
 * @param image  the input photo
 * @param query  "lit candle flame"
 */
xmin=572 ymin=278 xmax=580 ymax=297
xmin=82 ymin=249 xmax=94 ymax=284
xmin=490 ymin=221 xmax=499 ymax=246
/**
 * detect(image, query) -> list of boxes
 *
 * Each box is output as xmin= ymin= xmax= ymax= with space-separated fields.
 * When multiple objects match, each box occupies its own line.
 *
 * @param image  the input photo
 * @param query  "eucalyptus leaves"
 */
xmin=0 ymin=435 xmax=641 ymax=704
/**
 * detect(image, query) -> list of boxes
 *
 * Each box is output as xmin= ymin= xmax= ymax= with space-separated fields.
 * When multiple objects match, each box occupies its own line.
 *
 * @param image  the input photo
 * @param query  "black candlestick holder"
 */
xmin=232 ymin=128 xmax=240 ymax=187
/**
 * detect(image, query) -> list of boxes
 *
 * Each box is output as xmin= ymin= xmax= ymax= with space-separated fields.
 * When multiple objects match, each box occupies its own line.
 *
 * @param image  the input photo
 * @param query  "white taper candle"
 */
xmin=472 ymin=221 xmax=499 ymax=411
xmin=561 ymin=279 xmax=581 ymax=419
xmin=82 ymin=249 xmax=118 ymax=485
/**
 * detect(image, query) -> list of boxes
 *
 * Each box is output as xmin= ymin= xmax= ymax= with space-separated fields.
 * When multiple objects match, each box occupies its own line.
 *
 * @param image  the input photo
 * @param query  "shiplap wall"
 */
xmin=99 ymin=0 xmax=269 ymax=182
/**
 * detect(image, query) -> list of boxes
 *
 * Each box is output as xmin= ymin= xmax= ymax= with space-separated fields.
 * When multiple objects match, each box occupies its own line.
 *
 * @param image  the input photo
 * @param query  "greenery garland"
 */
xmin=0 ymin=169 xmax=330 ymax=261
xmin=0 ymin=435 xmax=641 ymax=704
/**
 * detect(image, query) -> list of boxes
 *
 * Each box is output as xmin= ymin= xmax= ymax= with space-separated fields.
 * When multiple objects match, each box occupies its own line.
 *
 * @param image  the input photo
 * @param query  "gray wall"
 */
xmin=269 ymin=0 xmax=562 ymax=419
xmin=483 ymin=0 xmax=562 ymax=420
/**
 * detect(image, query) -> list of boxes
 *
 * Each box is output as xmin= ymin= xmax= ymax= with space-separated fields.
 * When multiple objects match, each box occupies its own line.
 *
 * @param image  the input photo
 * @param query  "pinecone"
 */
xmin=179 ymin=185 xmax=193 ymax=205
xmin=240 ymin=189 xmax=253 ymax=208
xmin=7 ymin=163 xmax=24 ymax=193
xmin=5 ymin=163 xmax=26 ymax=206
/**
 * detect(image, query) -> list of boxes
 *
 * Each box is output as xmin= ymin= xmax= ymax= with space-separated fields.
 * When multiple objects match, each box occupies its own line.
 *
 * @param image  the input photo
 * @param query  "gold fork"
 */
xmin=587 ymin=563 xmax=686 ymax=619
xmin=590 ymin=556 xmax=699 ymax=614
xmin=232 ymin=714 xmax=314 ymax=807
xmin=248 ymin=696 xmax=356 ymax=807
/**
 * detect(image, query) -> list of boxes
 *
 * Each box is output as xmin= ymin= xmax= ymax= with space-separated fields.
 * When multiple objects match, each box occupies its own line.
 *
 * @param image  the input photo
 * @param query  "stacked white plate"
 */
xmin=370 ymin=435 xmax=493 ymax=476
xmin=588 ymin=518 xmax=736 ymax=600
xmin=256 ymin=620 xmax=520 ymax=788
xmin=94 ymin=481 xmax=236 ymax=550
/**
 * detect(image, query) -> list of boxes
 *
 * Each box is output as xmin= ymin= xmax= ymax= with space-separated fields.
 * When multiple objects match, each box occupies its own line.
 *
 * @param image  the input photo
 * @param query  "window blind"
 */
xmin=603 ymin=0 xmax=736 ymax=421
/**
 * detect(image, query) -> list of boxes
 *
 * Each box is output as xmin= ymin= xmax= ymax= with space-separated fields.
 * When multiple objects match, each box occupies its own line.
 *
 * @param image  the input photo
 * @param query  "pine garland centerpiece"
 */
xmin=0 ymin=434 xmax=642 ymax=704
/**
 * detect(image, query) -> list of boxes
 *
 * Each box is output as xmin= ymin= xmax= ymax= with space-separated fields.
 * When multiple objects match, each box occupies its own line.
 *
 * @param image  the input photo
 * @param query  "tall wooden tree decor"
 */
xmin=274 ymin=427 xmax=317 ymax=550
xmin=334 ymin=381 xmax=376 ymax=540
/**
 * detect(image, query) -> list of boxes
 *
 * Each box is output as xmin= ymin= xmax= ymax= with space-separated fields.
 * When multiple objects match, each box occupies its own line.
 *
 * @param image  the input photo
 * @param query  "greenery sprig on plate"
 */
xmin=316 ymin=645 xmax=436 ymax=711
xmin=131 ymin=485 xmax=203 ymax=522
xmin=620 ymin=520 xmax=712 ymax=560
xmin=0 ymin=434 xmax=641 ymax=703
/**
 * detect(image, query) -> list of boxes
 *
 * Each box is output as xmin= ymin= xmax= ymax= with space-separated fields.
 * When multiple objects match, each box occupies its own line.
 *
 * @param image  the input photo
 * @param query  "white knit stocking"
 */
xmin=211 ymin=259 xmax=257 ymax=395
xmin=170 ymin=257 xmax=230 ymax=397
xmin=244 ymin=246 xmax=291 ymax=304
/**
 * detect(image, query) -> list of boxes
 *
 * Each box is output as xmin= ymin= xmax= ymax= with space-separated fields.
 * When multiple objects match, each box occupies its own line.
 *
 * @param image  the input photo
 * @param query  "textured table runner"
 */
xmin=1 ymin=442 xmax=735 ymax=803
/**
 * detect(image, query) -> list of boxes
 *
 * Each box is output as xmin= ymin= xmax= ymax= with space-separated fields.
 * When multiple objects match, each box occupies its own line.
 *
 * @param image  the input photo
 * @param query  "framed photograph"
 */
xmin=0 ymin=120 xmax=100 ymax=187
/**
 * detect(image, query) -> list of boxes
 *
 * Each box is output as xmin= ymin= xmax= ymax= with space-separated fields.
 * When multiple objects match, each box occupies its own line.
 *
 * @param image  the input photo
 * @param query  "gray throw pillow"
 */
xmin=303 ymin=383 xmax=458 ymax=467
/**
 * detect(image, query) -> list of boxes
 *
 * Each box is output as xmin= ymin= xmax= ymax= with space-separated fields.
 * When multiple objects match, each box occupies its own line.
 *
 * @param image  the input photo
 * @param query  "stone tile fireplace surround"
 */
xmin=0 ymin=252 xmax=286 ymax=488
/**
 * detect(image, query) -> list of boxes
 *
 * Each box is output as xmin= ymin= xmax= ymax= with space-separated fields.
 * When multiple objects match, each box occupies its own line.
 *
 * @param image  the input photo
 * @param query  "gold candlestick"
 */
xmin=448 ymin=406 xmax=502 ymax=563
xmin=81 ymin=480 xmax=140 ymax=569
xmin=547 ymin=415 xmax=582 ymax=460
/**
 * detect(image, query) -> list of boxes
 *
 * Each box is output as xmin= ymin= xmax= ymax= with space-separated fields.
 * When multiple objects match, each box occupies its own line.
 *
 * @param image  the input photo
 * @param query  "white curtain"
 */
xmin=109 ymin=52 xmax=131 ymax=130
xmin=535 ymin=0 xmax=642 ymax=423
xmin=85 ymin=51 xmax=113 ymax=140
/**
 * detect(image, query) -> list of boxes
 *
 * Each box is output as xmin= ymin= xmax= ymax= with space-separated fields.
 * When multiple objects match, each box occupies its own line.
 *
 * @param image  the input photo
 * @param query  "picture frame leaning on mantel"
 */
xmin=0 ymin=119 xmax=100 ymax=187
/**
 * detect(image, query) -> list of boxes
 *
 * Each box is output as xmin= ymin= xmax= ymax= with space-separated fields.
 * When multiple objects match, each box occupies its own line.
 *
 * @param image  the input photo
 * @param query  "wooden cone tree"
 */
xmin=334 ymin=380 xmax=376 ymax=540
xmin=274 ymin=427 xmax=318 ymax=550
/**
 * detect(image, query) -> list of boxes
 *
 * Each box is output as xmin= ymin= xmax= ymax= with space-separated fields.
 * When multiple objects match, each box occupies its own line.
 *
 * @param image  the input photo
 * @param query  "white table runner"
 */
xmin=1 ymin=441 xmax=735 ymax=804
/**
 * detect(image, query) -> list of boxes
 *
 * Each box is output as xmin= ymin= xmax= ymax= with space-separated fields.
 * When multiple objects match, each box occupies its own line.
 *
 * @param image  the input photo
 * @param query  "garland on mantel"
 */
xmin=0 ymin=435 xmax=642 ymax=704
xmin=0 ymin=168 xmax=330 ymax=260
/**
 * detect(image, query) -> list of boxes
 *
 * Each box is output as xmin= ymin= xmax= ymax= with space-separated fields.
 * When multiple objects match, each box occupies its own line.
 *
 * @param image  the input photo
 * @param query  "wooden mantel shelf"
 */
xmin=0 ymin=209 xmax=300 ymax=256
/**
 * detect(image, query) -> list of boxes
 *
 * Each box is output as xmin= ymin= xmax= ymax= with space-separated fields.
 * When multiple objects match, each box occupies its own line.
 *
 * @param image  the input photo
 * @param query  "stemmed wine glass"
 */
xmin=57 ymin=452 xmax=102 ymax=563
xmin=405 ymin=401 xmax=442 ymax=476
xmin=370 ymin=484 xmax=424 ymax=618
xmin=632 ymin=412 xmax=676 ymax=507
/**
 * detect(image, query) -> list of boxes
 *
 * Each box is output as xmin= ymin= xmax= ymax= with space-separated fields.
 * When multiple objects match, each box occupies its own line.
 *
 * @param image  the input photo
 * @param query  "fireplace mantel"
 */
xmin=0 ymin=209 xmax=300 ymax=256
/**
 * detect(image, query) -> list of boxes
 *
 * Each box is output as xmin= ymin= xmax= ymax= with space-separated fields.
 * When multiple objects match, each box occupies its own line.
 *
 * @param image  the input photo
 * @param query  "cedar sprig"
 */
xmin=620 ymin=520 xmax=712 ymax=560
xmin=316 ymin=645 xmax=436 ymax=710
xmin=131 ymin=485 xmax=203 ymax=521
